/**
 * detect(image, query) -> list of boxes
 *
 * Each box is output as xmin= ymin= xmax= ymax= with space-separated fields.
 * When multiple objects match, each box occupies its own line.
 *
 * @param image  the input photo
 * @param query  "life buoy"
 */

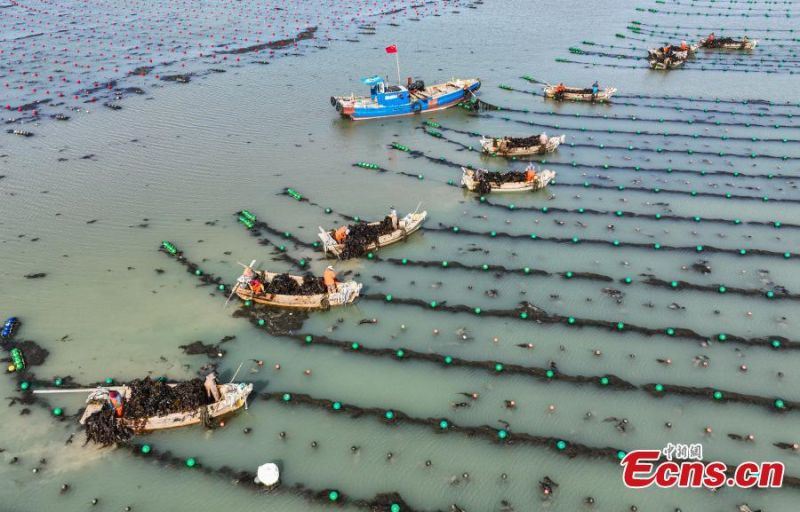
xmin=412 ymin=101 xmax=422 ymax=113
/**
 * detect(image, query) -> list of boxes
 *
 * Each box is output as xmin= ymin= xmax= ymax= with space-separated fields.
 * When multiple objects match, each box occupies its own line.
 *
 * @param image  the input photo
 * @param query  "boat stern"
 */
xmin=329 ymin=280 xmax=362 ymax=306
xmin=330 ymin=95 xmax=357 ymax=119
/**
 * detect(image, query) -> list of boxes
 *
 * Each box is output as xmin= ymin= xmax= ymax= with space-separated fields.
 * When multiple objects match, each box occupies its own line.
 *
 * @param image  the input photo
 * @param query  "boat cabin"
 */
xmin=364 ymin=76 xmax=410 ymax=107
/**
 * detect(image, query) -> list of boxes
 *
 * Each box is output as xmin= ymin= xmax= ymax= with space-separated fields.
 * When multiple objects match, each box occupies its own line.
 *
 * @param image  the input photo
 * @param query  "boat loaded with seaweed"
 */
xmin=232 ymin=261 xmax=362 ymax=309
xmin=461 ymin=165 xmax=556 ymax=194
xmin=480 ymin=133 xmax=565 ymax=157
xmin=331 ymin=75 xmax=481 ymax=120
xmin=543 ymin=85 xmax=617 ymax=102
xmin=699 ymin=36 xmax=757 ymax=50
xmin=318 ymin=208 xmax=427 ymax=259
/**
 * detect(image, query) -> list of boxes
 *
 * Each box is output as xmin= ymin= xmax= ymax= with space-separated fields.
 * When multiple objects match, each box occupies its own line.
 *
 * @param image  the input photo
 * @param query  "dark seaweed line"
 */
xmin=260 ymin=392 xmax=800 ymax=489
xmin=421 ymin=121 xmax=799 ymax=163
xmin=519 ymin=75 xmax=800 ymax=106
xmin=575 ymin=48 xmax=800 ymax=67
xmin=480 ymin=109 xmax=800 ymax=147
xmin=359 ymin=291 xmax=799 ymax=351
xmin=414 ymin=122 xmax=797 ymax=181
xmin=475 ymin=93 xmax=800 ymax=129
xmin=426 ymin=223 xmax=794 ymax=261
xmin=481 ymin=96 xmax=800 ymax=129
xmin=474 ymin=183 xmax=798 ymax=232
xmin=159 ymin=243 xmax=800 ymax=415
xmin=270 ymin=194 xmax=800 ymax=302
xmin=553 ymin=56 xmax=798 ymax=74
xmin=393 ymin=143 xmax=800 ymax=217
xmin=124 ymin=442 xmax=429 ymax=512
xmin=230 ymin=217 xmax=800 ymax=352
xmin=496 ymin=84 xmax=800 ymax=122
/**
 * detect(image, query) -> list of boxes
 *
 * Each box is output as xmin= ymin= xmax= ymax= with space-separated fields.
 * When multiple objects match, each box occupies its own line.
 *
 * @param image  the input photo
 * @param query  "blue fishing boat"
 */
xmin=331 ymin=75 xmax=481 ymax=120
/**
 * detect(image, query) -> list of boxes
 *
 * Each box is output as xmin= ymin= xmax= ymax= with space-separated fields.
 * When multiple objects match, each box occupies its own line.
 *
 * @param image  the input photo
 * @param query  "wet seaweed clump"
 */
xmin=340 ymin=218 xmax=394 ymax=259
xmin=84 ymin=409 xmax=133 ymax=446
xmin=476 ymin=170 xmax=527 ymax=194
xmin=125 ymin=377 xmax=208 ymax=418
xmin=503 ymin=135 xmax=545 ymax=148
xmin=263 ymin=273 xmax=325 ymax=295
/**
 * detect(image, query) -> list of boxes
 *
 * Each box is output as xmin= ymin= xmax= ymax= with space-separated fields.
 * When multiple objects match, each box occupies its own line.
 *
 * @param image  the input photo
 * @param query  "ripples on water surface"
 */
xmin=2 ymin=0 xmax=800 ymax=510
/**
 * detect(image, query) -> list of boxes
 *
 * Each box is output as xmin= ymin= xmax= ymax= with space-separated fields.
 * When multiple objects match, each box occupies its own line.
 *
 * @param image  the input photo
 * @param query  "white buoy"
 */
xmin=255 ymin=463 xmax=280 ymax=487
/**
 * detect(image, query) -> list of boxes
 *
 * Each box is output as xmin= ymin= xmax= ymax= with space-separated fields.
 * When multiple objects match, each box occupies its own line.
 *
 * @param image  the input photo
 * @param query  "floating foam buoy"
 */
xmin=255 ymin=462 xmax=280 ymax=488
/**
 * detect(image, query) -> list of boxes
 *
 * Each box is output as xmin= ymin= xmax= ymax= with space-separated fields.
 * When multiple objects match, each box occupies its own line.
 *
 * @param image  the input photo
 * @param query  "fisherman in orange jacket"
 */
xmin=334 ymin=226 xmax=349 ymax=243
xmin=323 ymin=266 xmax=338 ymax=294
xmin=525 ymin=166 xmax=537 ymax=183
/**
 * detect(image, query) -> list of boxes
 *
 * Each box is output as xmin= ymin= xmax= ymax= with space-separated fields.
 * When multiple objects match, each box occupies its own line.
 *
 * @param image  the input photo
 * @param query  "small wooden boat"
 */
xmin=78 ymin=383 xmax=253 ymax=432
xmin=331 ymin=75 xmax=481 ymax=120
xmin=479 ymin=133 xmax=565 ymax=157
xmin=543 ymin=86 xmax=617 ymax=103
xmin=461 ymin=165 xmax=556 ymax=193
xmin=648 ymin=47 xmax=690 ymax=61
xmin=234 ymin=268 xmax=361 ymax=309
xmin=699 ymin=37 xmax=757 ymax=50
xmin=318 ymin=210 xmax=427 ymax=258
xmin=649 ymin=58 xmax=686 ymax=70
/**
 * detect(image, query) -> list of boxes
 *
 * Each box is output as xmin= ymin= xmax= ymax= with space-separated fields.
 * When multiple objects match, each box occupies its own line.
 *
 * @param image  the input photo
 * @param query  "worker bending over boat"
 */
xmin=204 ymin=372 xmax=220 ymax=402
xmin=324 ymin=266 xmax=338 ymax=294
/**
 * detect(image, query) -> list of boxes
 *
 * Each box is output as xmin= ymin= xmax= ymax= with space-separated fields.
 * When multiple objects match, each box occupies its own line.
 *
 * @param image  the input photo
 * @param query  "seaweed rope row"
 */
xmin=392 ymin=140 xmax=800 ymax=212
xmin=571 ymin=41 xmax=800 ymax=60
xmin=157 ymin=245 xmax=800 ymax=423
xmin=418 ymin=129 xmax=798 ymax=204
xmin=566 ymin=47 xmax=800 ymax=68
xmin=633 ymin=5 xmax=797 ymax=17
xmin=465 ymin=93 xmax=800 ymax=131
xmin=354 ymin=157 xmax=800 ymax=242
xmin=230 ymin=212 xmax=800 ymax=352
xmin=424 ymin=121 xmax=799 ymax=185
xmin=518 ymin=75 xmax=800 ymax=106
xmin=269 ymin=195 xmax=800 ymax=303
xmin=623 ymin=24 xmax=800 ymax=43
xmin=552 ymin=56 xmax=798 ymax=74
xmin=428 ymin=120 xmax=800 ymax=175
xmin=579 ymin=41 xmax=800 ymax=59
xmin=497 ymin=84 xmax=800 ymax=120
xmin=629 ymin=20 xmax=800 ymax=31
xmin=262 ymin=391 xmax=800 ymax=477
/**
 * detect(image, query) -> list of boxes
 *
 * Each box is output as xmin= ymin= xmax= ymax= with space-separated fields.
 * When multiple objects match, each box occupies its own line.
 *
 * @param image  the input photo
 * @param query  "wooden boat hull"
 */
xmin=235 ymin=271 xmax=361 ymax=309
xmin=479 ymin=134 xmax=565 ymax=157
xmin=79 ymin=383 xmax=253 ymax=433
xmin=319 ymin=212 xmax=427 ymax=258
xmin=461 ymin=167 xmax=556 ymax=193
xmin=649 ymin=59 xmax=685 ymax=70
xmin=333 ymin=79 xmax=481 ymax=120
xmin=543 ymin=87 xmax=617 ymax=102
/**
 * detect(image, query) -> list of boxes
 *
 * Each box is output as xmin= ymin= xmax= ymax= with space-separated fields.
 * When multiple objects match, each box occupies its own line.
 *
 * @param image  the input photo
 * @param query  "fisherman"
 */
xmin=388 ymin=206 xmax=399 ymax=230
xmin=248 ymin=274 xmax=264 ymax=295
xmin=334 ymin=225 xmax=349 ymax=243
xmin=591 ymin=80 xmax=599 ymax=101
xmin=107 ymin=389 xmax=125 ymax=417
xmin=554 ymin=82 xmax=567 ymax=100
xmin=323 ymin=265 xmax=338 ymax=294
xmin=204 ymin=372 xmax=220 ymax=402
xmin=525 ymin=165 xmax=537 ymax=183
xmin=680 ymin=40 xmax=688 ymax=51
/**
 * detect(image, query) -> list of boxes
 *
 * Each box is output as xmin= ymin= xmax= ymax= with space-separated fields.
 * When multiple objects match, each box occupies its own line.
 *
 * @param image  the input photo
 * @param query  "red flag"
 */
xmin=385 ymin=45 xmax=397 ymax=54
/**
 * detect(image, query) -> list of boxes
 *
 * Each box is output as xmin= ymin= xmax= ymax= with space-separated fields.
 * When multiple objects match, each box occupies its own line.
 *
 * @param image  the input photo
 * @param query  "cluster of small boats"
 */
xmin=648 ymin=35 xmax=757 ymax=70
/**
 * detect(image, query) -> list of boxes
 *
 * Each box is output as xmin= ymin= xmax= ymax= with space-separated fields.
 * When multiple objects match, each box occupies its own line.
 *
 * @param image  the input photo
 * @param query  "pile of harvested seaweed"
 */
xmin=84 ymin=409 xmax=133 ymax=446
xmin=503 ymin=135 xmax=543 ymax=148
xmin=125 ymin=377 xmax=208 ymax=418
xmin=341 ymin=218 xmax=394 ymax=259
xmin=263 ymin=273 xmax=326 ymax=295
xmin=477 ymin=171 xmax=527 ymax=194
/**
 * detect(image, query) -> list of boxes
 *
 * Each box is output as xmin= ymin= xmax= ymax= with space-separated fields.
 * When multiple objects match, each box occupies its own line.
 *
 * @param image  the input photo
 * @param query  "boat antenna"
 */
xmin=228 ymin=361 xmax=244 ymax=384
xmin=412 ymin=201 xmax=422 ymax=215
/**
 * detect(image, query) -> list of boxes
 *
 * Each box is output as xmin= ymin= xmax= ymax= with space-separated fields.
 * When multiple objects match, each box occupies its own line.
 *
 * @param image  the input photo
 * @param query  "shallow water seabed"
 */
xmin=2 ymin=0 xmax=800 ymax=510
